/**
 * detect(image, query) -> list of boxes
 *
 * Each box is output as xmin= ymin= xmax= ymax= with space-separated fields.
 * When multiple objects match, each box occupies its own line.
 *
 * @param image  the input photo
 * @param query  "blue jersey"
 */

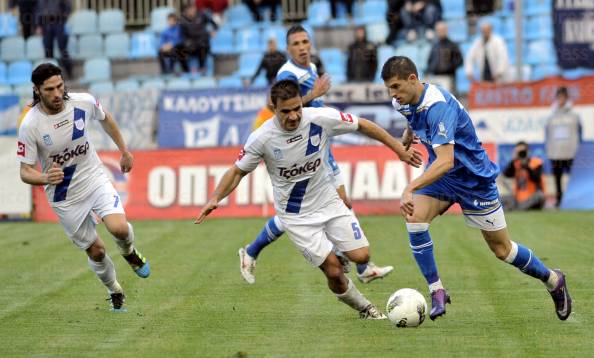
xmin=276 ymin=60 xmax=324 ymax=108
xmin=395 ymin=84 xmax=499 ymax=187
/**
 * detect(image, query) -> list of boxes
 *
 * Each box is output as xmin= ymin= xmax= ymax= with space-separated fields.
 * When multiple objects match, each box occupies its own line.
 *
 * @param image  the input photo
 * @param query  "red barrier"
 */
xmin=33 ymin=144 xmax=496 ymax=222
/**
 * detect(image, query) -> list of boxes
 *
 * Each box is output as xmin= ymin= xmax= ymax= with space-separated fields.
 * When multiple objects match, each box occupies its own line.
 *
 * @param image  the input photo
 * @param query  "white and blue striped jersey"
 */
xmin=235 ymin=107 xmax=359 ymax=216
xmin=276 ymin=60 xmax=324 ymax=108
xmin=17 ymin=93 xmax=110 ymax=206
xmin=394 ymin=84 xmax=499 ymax=186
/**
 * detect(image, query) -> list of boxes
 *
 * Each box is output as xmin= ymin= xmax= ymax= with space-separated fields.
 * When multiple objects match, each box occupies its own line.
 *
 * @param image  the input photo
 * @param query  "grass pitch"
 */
xmin=1 ymin=212 xmax=593 ymax=357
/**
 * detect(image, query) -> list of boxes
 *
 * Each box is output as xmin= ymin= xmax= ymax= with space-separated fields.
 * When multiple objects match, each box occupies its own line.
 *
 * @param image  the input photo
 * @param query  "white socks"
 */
xmin=545 ymin=270 xmax=560 ymax=291
xmin=429 ymin=279 xmax=444 ymax=293
xmin=113 ymin=222 xmax=135 ymax=256
xmin=336 ymin=278 xmax=371 ymax=312
xmin=88 ymin=254 xmax=122 ymax=294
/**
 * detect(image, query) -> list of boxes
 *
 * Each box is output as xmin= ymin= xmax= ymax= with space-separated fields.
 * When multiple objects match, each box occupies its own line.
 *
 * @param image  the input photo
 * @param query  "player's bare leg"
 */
xmin=404 ymin=194 xmax=451 ymax=320
xmin=85 ymin=237 xmax=125 ymax=311
xmin=319 ymin=251 xmax=386 ymax=319
xmin=103 ymin=214 xmax=150 ymax=278
xmin=481 ymin=228 xmax=572 ymax=320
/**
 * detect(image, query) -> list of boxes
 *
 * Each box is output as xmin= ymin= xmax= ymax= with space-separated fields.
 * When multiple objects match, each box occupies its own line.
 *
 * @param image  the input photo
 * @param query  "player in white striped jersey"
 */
xmin=17 ymin=63 xmax=150 ymax=312
xmin=196 ymin=80 xmax=423 ymax=319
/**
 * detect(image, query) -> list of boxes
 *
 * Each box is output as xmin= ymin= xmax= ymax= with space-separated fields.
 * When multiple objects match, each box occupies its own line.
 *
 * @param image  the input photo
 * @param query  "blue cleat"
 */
xmin=124 ymin=248 xmax=150 ymax=278
xmin=549 ymin=269 xmax=572 ymax=320
xmin=429 ymin=289 xmax=451 ymax=321
xmin=108 ymin=292 xmax=127 ymax=313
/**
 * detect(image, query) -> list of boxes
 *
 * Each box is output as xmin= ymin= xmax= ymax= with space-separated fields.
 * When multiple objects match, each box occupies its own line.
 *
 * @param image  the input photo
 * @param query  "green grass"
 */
xmin=1 ymin=212 xmax=593 ymax=357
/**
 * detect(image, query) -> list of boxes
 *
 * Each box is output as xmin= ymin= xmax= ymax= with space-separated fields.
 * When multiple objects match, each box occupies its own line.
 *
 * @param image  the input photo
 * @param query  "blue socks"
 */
xmin=406 ymin=223 xmax=440 ymax=285
xmin=504 ymin=241 xmax=551 ymax=281
xmin=246 ymin=216 xmax=284 ymax=258
xmin=356 ymin=263 xmax=368 ymax=274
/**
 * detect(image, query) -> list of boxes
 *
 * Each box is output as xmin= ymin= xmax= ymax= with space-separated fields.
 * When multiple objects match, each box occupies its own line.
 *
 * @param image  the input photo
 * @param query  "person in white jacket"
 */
xmin=465 ymin=19 xmax=510 ymax=83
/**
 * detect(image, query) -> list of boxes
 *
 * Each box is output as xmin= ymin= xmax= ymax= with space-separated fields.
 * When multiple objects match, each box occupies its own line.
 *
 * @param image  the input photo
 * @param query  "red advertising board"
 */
xmin=33 ymin=144 xmax=496 ymax=222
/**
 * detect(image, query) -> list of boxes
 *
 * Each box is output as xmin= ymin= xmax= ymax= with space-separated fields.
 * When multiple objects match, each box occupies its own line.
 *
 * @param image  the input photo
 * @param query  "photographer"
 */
xmin=503 ymin=141 xmax=546 ymax=210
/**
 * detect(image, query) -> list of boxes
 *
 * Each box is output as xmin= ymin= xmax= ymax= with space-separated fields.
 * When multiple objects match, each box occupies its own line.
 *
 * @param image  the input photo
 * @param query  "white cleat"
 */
xmin=359 ymin=304 xmax=387 ymax=320
xmin=238 ymin=247 xmax=256 ymax=284
xmin=357 ymin=262 xmax=394 ymax=284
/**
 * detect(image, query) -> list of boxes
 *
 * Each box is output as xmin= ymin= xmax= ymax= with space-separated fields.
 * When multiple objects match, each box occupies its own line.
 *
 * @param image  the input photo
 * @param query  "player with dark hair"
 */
xmin=196 ymin=79 xmax=423 ymax=319
xmin=381 ymin=56 xmax=572 ymax=321
xmin=17 ymin=63 xmax=150 ymax=312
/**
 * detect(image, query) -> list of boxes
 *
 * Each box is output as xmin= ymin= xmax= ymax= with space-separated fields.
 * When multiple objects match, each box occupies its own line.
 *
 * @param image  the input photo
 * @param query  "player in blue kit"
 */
xmin=381 ymin=56 xmax=572 ymax=321
xmin=238 ymin=25 xmax=394 ymax=285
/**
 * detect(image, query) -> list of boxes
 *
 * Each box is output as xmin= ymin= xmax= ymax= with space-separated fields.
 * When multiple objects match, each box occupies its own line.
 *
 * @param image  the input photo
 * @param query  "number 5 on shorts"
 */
xmin=351 ymin=222 xmax=362 ymax=240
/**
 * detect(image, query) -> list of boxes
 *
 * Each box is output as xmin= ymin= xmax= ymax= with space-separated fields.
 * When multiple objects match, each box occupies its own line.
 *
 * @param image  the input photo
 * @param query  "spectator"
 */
xmin=195 ymin=0 xmax=228 ymax=25
xmin=250 ymin=37 xmax=287 ymax=85
xmin=179 ymin=3 xmax=218 ymax=74
xmin=470 ymin=0 xmax=495 ymax=16
xmin=426 ymin=21 xmax=463 ymax=88
xmin=9 ymin=0 xmax=38 ymax=39
xmin=465 ymin=18 xmax=509 ymax=83
xmin=386 ymin=0 xmax=406 ymax=45
xmin=400 ymin=0 xmax=442 ymax=40
xmin=545 ymin=86 xmax=583 ymax=207
xmin=35 ymin=0 xmax=72 ymax=77
xmin=503 ymin=141 xmax=546 ymax=211
xmin=158 ymin=13 xmax=183 ymax=75
xmin=346 ymin=27 xmax=377 ymax=82
xmin=330 ymin=0 xmax=353 ymax=20
xmin=243 ymin=0 xmax=280 ymax=22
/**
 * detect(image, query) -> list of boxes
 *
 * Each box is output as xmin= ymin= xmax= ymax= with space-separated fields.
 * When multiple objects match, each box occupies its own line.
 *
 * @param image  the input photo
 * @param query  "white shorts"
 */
xmin=463 ymin=206 xmax=507 ymax=231
xmin=278 ymin=198 xmax=369 ymax=267
xmin=52 ymin=182 xmax=125 ymax=250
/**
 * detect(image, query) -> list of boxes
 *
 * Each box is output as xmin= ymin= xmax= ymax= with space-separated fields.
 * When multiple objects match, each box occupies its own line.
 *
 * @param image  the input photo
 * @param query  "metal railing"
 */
xmin=73 ymin=0 xmax=183 ymax=26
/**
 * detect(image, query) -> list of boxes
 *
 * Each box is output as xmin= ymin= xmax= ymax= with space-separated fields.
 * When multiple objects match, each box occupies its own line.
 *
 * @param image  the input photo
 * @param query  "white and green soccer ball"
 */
xmin=386 ymin=288 xmax=427 ymax=328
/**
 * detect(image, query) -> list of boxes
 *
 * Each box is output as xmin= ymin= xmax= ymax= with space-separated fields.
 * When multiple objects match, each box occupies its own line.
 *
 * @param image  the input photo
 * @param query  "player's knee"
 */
xmin=490 ymin=243 xmax=510 ymax=261
xmin=87 ymin=244 xmax=105 ymax=262
xmin=405 ymin=213 xmax=427 ymax=224
xmin=324 ymin=264 xmax=344 ymax=281
xmin=109 ymin=223 xmax=129 ymax=240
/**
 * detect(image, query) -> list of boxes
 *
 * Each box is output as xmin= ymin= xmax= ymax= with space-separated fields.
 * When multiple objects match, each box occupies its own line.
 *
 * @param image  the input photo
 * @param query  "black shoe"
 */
xmin=108 ymin=292 xmax=127 ymax=312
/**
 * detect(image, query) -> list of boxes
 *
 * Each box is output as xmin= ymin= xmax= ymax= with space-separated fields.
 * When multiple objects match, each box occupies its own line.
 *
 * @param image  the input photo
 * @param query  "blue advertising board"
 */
xmin=554 ymin=2 xmax=594 ymax=69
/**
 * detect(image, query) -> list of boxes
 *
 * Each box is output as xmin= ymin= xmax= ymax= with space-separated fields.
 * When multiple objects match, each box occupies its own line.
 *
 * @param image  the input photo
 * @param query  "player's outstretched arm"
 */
xmin=20 ymin=162 xmax=63 ymax=186
xmin=194 ymin=165 xmax=248 ymax=224
xmin=357 ymin=118 xmax=423 ymax=168
xmin=99 ymin=111 xmax=134 ymax=173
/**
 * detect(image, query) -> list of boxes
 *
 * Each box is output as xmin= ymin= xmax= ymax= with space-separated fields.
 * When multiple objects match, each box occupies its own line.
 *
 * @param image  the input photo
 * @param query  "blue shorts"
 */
xmin=415 ymin=176 xmax=502 ymax=216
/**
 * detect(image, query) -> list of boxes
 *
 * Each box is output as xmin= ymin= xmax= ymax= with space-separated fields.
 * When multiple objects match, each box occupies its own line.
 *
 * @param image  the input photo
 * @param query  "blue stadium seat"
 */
xmin=192 ymin=77 xmax=217 ymax=89
xmin=260 ymin=25 xmax=286 ymax=51
xmin=524 ymin=0 xmax=552 ymax=16
xmin=0 ymin=61 xmax=6 ymax=84
xmin=115 ymin=78 xmax=140 ymax=92
xmin=81 ymin=58 xmax=111 ymax=83
xmin=525 ymin=40 xmax=556 ymax=65
xmin=78 ymin=34 xmax=104 ymax=60
xmin=561 ymin=68 xmax=594 ymax=80
xmin=375 ymin=45 xmax=396 ymax=82
xmin=251 ymin=74 xmax=268 ymax=87
xmin=366 ymin=23 xmax=389 ymax=44
xmin=0 ymin=85 xmax=11 ymax=95
xmin=89 ymin=81 xmax=114 ymax=95
xmin=68 ymin=10 xmax=98 ymax=35
xmin=319 ymin=48 xmax=346 ymax=74
xmin=455 ymin=67 xmax=470 ymax=94
xmin=7 ymin=60 xmax=32 ymax=85
xmin=236 ymin=27 xmax=261 ymax=53
xmin=306 ymin=1 xmax=331 ymax=27
xmin=141 ymin=77 xmax=166 ymax=90
xmin=0 ymin=13 xmax=18 ymax=38
xmin=211 ymin=29 xmax=235 ymax=54
xmin=166 ymin=78 xmax=192 ymax=90
xmin=501 ymin=16 xmax=516 ymax=40
xmin=99 ymin=9 xmax=126 ymax=34
xmin=26 ymin=36 xmax=45 ymax=61
xmin=442 ymin=0 xmax=466 ymax=20
xmin=34 ymin=58 xmax=59 ymax=68
xmin=13 ymin=83 xmax=33 ymax=97
xmin=150 ymin=7 xmax=176 ymax=33
xmin=238 ymin=52 xmax=263 ymax=77
xmin=446 ymin=19 xmax=468 ymax=43
xmin=531 ymin=64 xmax=560 ymax=81
xmin=225 ymin=4 xmax=255 ymax=29
xmin=524 ymin=15 xmax=553 ymax=40
xmin=218 ymin=75 xmax=243 ymax=88
xmin=105 ymin=33 xmax=130 ymax=59
xmin=416 ymin=41 xmax=432 ymax=73
xmin=354 ymin=0 xmax=387 ymax=26
xmin=130 ymin=32 xmax=157 ymax=58
xmin=1 ymin=36 xmax=25 ymax=62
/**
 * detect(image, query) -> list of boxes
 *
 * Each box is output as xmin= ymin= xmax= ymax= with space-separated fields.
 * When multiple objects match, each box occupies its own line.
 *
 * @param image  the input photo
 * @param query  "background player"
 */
xmin=381 ymin=56 xmax=572 ymax=321
xmin=239 ymin=25 xmax=393 ymax=285
xmin=197 ymin=79 xmax=423 ymax=319
xmin=17 ymin=63 xmax=150 ymax=312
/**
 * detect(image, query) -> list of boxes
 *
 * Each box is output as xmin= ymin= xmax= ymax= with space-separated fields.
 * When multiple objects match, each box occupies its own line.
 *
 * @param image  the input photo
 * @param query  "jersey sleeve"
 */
xmin=426 ymin=102 xmax=456 ymax=148
xmin=235 ymin=131 xmax=265 ymax=173
xmin=75 ymin=93 xmax=106 ymax=121
xmin=311 ymin=107 xmax=359 ymax=136
xmin=16 ymin=121 xmax=38 ymax=165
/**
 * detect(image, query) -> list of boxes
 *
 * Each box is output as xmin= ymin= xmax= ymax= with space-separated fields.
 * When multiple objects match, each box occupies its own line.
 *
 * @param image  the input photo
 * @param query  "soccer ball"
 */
xmin=386 ymin=288 xmax=427 ymax=328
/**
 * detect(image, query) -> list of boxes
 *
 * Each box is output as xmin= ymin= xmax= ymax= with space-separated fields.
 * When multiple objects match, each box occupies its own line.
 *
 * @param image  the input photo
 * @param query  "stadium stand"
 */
xmin=99 ymin=9 xmax=126 ymax=34
xmin=1 ymin=36 xmax=25 ymax=62
xmin=68 ymin=10 xmax=98 ymax=35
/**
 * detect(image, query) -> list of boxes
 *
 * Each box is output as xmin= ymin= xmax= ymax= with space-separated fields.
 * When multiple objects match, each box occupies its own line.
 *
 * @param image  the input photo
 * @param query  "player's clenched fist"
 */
xmin=120 ymin=150 xmax=133 ymax=173
xmin=46 ymin=162 xmax=64 ymax=185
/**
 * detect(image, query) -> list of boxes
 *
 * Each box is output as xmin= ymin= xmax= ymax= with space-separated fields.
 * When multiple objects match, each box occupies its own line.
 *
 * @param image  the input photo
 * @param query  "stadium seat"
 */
xmin=251 ymin=75 xmax=268 ymax=87
xmin=105 ymin=33 xmax=130 ymax=59
xmin=306 ymin=1 xmax=331 ymax=27
xmin=34 ymin=58 xmax=59 ymax=68
xmin=68 ymin=10 xmax=98 ymax=35
xmin=531 ymin=64 xmax=560 ymax=81
xmin=211 ymin=29 xmax=235 ymax=54
xmin=236 ymin=27 xmax=261 ymax=53
xmin=13 ymin=83 xmax=32 ymax=97
xmin=561 ymin=67 xmax=594 ymax=80
xmin=524 ymin=15 xmax=553 ymax=40
xmin=0 ymin=61 xmax=6 ymax=84
xmin=319 ymin=48 xmax=346 ymax=75
xmin=166 ymin=78 xmax=192 ymax=90
xmin=25 ymin=36 xmax=45 ymax=61
xmin=141 ymin=77 xmax=166 ymax=90
xmin=442 ymin=0 xmax=465 ymax=20
xmin=0 ymin=13 xmax=18 ymax=38
xmin=354 ymin=0 xmax=387 ymax=26
xmin=260 ymin=25 xmax=287 ymax=51
xmin=130 ymin=32 xmax=157 ymax=58
xmin=524 ymin=0 xmax=552 ymax=16
xmin=81 ymin=58 xmax=111 ymax=83
xmin=218 ymin=75 xmax=243 ymax=88
xmin=99 ymin=9 xmax=126 ymax=34
xmin=525 ymin=40 xmax=556 ymax=65
xmin=77 ymin=34 xmax=104 ymax=60
xmin=501 ymin=16 xmax=516 ymax=40
xmin=0 ymin=84 xmax=11 ymax=95
xmin=455 ymin=67 xmax=470 ymax=94
xmin=375 ymin=45 xmax=396 ymax=82
xmin=7 ymin=60 xmax=32 ymax=85
xmin=150 ymin=7 xmax=176 ymax=33
xmin=238 ymin=52 xmax=262 ymax=77
xmin=192 ymin=77 xmax=217 ymax=89
xmin=224 ymin=4 xmax=254 ymax=30
xmin=1 ymin=36 xmax=25 ymax=62
xmin=446 ymin=19 xmax=468 ymax=43
xmin=366 ymin=23 xmax=389 ymax=44
xmin=115 ymin=78 xmax=140 ymax=92
xmin=89 ymin=81 xmax=114 ymax=95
